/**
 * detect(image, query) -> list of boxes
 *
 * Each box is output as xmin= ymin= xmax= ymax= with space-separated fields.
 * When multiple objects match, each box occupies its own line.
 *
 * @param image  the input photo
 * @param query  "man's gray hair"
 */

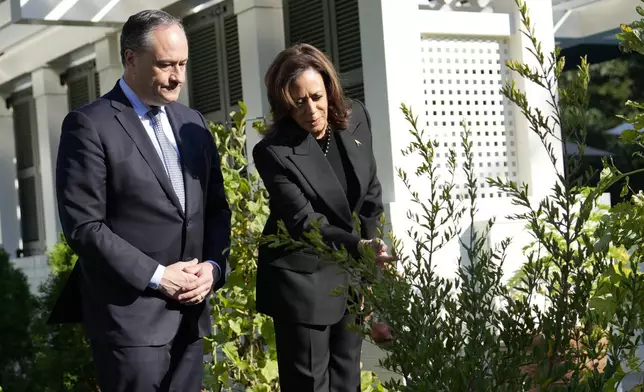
xmin=120 ymin=9 xmax=184 ymax=65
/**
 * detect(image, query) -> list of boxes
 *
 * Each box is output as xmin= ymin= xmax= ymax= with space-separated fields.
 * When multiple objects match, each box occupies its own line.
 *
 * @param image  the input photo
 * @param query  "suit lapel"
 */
xmin=111 ymin=98 xmax=185 ymax=218
xmin=287 ymin=132 xmax=353 ymax=228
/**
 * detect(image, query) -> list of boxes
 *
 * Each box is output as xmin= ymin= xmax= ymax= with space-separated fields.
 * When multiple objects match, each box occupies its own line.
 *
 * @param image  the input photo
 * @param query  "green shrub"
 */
xmin=203 ymin=103 xmax=279 ymax=391
xmin=263 ymin=1 xmax=644 ymax=390
xmin=26 ymin=236 xmax=98 ymax=391
xmin=0 ymin=248 xmax=35 ymax=390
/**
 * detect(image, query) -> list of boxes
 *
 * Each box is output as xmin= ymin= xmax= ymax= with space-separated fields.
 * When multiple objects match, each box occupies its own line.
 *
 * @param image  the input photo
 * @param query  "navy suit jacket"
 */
xmin=49 ymin=82 xmax=231 ymax=346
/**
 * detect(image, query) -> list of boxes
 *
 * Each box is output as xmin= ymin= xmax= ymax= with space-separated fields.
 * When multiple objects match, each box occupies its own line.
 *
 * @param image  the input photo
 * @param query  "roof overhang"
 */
xmin=9 ymin=0 xmax=181 ymax=27
xmin=553 ymin=0 xmax=638 ymax=40
xmin=0 ymin=0 xmax=222 ymax=53
xmin=0 ymin=0 xmax=223 ymax=89
xmin=556 ymin=27 xmax=621 ymax=49
xmin=551 ymin=0 xmax=637 ymax=64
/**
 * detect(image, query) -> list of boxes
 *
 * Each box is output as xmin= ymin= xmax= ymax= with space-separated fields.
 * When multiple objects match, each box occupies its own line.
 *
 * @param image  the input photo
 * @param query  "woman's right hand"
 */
xmin=359 ymin=238 xmax=396 ymax=267
xmin=359 ymin=238 xmax=387 ymax=254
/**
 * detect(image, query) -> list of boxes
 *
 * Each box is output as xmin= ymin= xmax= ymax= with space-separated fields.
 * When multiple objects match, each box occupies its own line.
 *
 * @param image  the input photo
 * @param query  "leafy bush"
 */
xmin=0 ymin=239 xmax=96 ymax=391
xmin=27 ymin=236 xmax=98 ymax=391
xmin=617 ymin=0 xmax=644 ymax=137
xmin=0 ymin=248 xmax=35 ymax=391
xmin=263 ymin=1 xmax=644 ymax=390
xmin=203 ymin=103 xmax=279 ymax=392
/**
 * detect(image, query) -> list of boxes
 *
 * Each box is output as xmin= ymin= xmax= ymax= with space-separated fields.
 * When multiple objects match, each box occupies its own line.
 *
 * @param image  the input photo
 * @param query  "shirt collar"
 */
xmin=118 ymin=77 xmax=166 ymax=118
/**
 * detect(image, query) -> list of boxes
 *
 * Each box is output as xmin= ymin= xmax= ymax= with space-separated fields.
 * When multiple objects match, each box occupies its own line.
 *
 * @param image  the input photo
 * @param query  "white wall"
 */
xmin=359 ymin=0 xmax=560 ymax=280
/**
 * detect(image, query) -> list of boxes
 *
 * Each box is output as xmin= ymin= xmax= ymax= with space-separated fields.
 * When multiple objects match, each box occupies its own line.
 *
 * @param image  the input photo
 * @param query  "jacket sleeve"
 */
xmin=253 ymin=142 xmax=362 ymax=257
xmin=56 ymin=110 xmax=159 ymax=291
xmin=355 ymin=101 xmax=385 ymax=240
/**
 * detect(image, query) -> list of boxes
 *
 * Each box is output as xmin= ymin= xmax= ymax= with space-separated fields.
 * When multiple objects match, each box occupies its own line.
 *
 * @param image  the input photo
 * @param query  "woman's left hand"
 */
xmin=370 ymin=321 xmax=393 ymax=343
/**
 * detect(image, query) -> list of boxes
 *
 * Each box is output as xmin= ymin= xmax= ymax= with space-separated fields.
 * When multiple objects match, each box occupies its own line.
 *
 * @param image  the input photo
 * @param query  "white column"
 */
xmin=94 ymin=33 xmax=123 ymax=95
xmin=0 ymin=98 xmax=20 ymax=257
xmin=494 ymin=0 xmax=562 ymax=200
xmin=32 ymin=67 xmax=67 ymax=251
xmin=233 ymin=0 xmax=285 ymax=160
xmin=358 ymin=0 xmax=423 ymax=239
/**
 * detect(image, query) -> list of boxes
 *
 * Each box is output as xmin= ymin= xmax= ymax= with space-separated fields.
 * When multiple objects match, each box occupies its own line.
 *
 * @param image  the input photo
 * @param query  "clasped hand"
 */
xmin=158 ymin=259 xmax=216 ymax=305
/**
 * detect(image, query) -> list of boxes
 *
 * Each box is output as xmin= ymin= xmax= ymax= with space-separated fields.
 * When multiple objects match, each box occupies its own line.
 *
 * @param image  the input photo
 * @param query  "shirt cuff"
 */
xmin=206 ymin=260 xmax=222 ymax=283
xmin=148 ymin=264 xmax=166 ymax=290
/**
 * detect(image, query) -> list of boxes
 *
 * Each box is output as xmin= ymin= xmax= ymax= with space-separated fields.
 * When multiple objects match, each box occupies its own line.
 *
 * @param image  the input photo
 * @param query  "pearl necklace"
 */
xmin=322 ymin=127 xmax=331 ymax=156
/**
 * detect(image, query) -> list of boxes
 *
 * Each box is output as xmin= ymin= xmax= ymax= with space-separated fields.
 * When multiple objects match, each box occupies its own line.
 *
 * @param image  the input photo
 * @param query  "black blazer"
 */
xmin=49 ymin=82 xmax=231 ymax=347
xmin=252 ymin=100 xmax=384 ymax=326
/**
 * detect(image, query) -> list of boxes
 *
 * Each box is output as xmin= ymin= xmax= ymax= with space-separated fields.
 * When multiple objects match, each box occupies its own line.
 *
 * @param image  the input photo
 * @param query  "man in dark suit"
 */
xmin=52 ymin=9 xmax=231 ymax=391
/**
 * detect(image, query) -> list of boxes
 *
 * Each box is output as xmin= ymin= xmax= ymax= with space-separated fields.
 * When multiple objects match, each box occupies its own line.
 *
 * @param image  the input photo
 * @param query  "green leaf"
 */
xmin=228 ymin=318 xmax=242 ymax=335
xmin=599 ymin=167 xmax=612 ymax=181
xmin=221 ymin=341 xmax=240 ymax=362
xmin=259 ymin=359 xmax=279 ymax=382
xmin=621 ymin=129 xmax=640 ymax=142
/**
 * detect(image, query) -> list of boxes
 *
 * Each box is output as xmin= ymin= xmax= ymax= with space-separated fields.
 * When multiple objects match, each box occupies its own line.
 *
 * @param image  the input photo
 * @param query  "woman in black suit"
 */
xmin=252 ymin=43 xmax=393 ymax=392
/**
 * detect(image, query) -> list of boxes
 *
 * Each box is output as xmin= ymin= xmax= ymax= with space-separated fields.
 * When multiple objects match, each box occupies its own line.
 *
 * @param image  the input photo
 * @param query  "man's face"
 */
xmin=124 ymin=24 xmax=188 ymax=106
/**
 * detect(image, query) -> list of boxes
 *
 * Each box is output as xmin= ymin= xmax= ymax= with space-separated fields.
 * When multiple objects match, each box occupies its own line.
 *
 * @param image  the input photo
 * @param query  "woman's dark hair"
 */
xmin=264 ymin=44 xmax=351 ymax=134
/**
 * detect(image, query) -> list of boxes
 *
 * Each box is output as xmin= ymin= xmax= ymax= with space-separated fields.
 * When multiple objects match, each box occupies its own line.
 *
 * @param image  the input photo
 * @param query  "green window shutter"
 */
xmin=12 ymin=99 xmax=34 ymax=171
xmin=224 ymin=14 xmax=243 ymax=107
xmin=10 ymin=91 xmax=43 ymax=255
xmin=63 ymin=60 xmax=99 ymax=110
xmin=184 ymin=0 xmax=240 ymax=124
xmin=12 ymin=101 xmax=38 ymax=242
xmin=94 ymin=72 xmax=101 ymax=98
xmin=284 ymin=0 xmax=331 ymax=55
xmin=68 ymin=77 xmax=91 ymax=110
xmin=331 ymin=0 xmax=364 ymax=104
xmin=185 ymin=15 xmax=222 ymax=115
xmin=343 ymin=82 xmax=364 ymax=104
xmin=18 ymin=177 xmax=39 ymax=243
xmin=332 ymin=0 xmax=362 ymax=74
xmin=283 ymin=0 xmax=364 ymax=104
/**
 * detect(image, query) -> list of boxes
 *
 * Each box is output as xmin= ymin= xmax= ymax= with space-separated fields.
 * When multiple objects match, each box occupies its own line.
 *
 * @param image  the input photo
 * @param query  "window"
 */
xmin=10 ymin=89 xmax=45 ymax=257
xmin=283 ymin=0 xmax=364 ymax=103
xmin=61 ymin=60 xmax=100 ymax=111
xmin=183 ymin=0 xmax=243 ymax=124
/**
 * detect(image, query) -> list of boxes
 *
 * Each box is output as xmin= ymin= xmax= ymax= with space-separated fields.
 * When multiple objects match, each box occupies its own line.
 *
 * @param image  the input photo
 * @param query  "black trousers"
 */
xmin=274 ymin=313 xmax=363 ymax=392
xmin=89 ymin=330 xmax=204 ymax=392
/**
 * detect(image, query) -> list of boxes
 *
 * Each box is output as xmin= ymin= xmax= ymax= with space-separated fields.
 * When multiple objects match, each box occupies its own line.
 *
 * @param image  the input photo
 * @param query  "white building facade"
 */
xmin=0 ymin=0 xmax=634 ymax=290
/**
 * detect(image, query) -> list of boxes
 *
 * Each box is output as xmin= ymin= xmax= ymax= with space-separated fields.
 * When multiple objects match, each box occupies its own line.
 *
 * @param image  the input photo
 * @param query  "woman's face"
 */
xmin=289 ymin=68 xmax=329 ymax=139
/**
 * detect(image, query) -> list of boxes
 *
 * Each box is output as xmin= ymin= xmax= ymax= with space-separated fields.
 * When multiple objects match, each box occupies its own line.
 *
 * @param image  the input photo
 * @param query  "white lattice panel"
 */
xmin=420 ymin=36 xmax=518 ymax=199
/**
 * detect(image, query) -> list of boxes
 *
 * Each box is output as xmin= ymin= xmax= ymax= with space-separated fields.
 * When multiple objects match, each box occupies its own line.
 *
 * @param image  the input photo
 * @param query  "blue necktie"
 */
xmin=148 ymin=107 xmax=185 ymax=212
